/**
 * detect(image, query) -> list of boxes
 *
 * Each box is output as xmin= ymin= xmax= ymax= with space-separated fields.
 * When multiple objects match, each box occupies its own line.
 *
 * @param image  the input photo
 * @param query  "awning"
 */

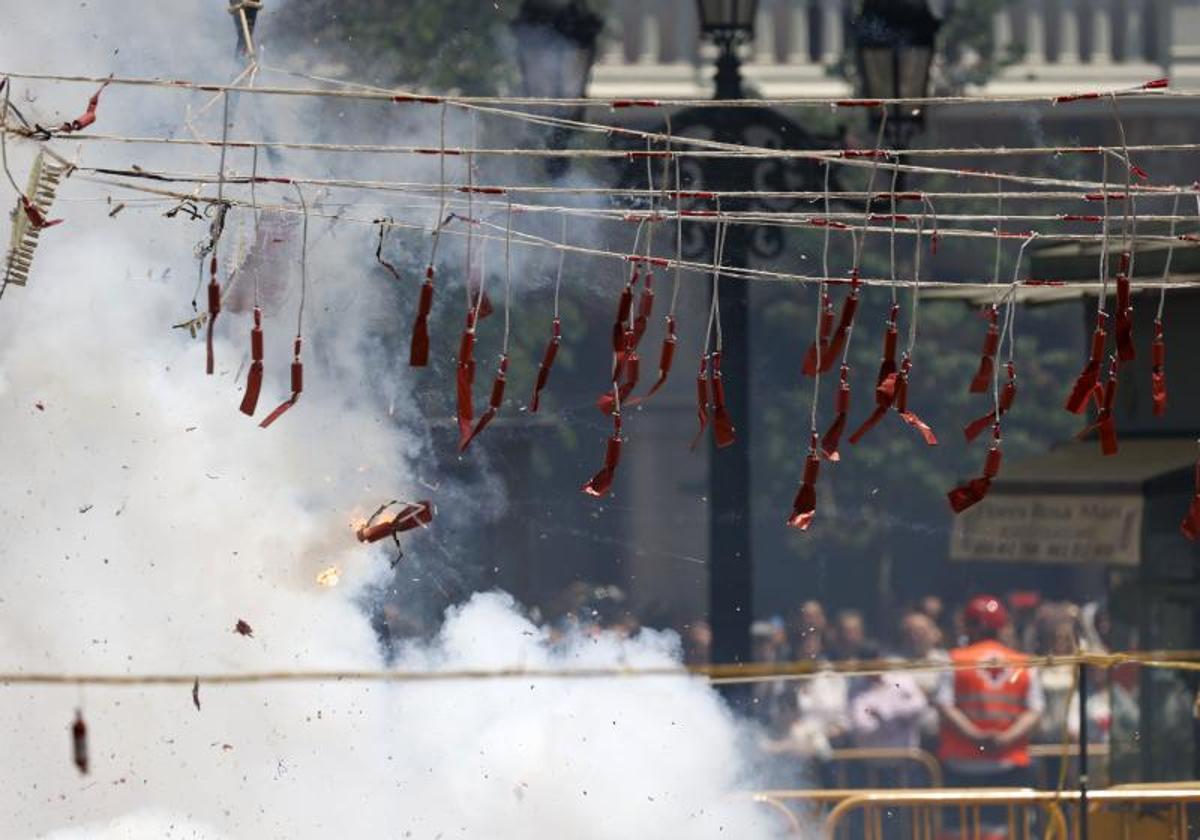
xmin=949 ymin=439 xmax=1197 ymax=567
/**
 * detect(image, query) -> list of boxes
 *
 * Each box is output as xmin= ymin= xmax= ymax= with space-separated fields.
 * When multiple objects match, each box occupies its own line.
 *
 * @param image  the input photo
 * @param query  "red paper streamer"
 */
xmin=1182 ymin=457 xmax=1200 ymax=541
xmin=787 ymin=434 xmax=821 ymax=531
xmin=205 ymin=255 xmax=220 ymax=375
xmin=19 ymin=195 xmax=62 ymax=230
xmin=710 ymin=351 xmax=737 ymax=449
xmin=459 ymin=354 xmax=507 ymax=451
xmin=529 ymin=317 xmax=560 ymax=413
xmin=820 ymin=270 xmax=861 ymax=374
xmin=963 ymin=361 xmax=1017 ymax=442
xmin=847 ymin=316 xmax=901 ymax=445
xmin=583 ymin=410 xmax=623 ymax=498
xmin=690 ymin=355 xmax=709 ymax=451
xmin=948 ymin=428 xmax=1003 ymax=513
xmin=820 ymin=364 xmax=851 ymax=462
xmin=1114 ymin=253 xmax=1136 ymax=362
xmin=238 ymin=307 xmax=264 ymax=416
xmin=1151 ymin=318 xmax=1167 ymax=417
xmin=894 ymin=358 xmax=938 ymax=446
xmin=455 ymin=312 xmax=477 ymax=447
xmin=968 ymin=306 xmax=999 ymax=393
xmin=259 ymin=337 xmax=303 ymax=428
xmin=60 ymin=80 xmax=108 ymax=133
xmin=637 ymin=315 xmax=678 ymax=401
xmin=409 ymin=266 xmax=434 ymax=367
xmin=1065 ymin=315 xmax=1108 ymax=414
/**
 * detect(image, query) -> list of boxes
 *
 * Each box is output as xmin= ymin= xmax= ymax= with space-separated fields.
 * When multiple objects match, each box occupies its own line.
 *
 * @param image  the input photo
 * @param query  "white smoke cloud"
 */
xmin=0 ymin=4 xmax=784 ymax=839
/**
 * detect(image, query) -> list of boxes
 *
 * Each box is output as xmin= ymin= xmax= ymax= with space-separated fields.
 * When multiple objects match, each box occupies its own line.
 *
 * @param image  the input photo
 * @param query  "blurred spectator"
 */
xmin=917 ymin=594 xmax=945 ymax=637
xmin=848 ymin=647 xmax=928 ymax=751
xmin=786 ymin=599 xmax=828 ymax=658
xmin=1036 ymin=619 xmax=1079 ymax=743
xmin=937 ymin=595 xmax=1043 ymax=833
xmin=782 ymin=625 xmax=848 ymax=759
xmin=899 ymin=611 xmax=949 ymax=748
xmin=750 ymin=617 xmax=792 ymax=735
xmin=1065 ymin=666 xmax=1131 ymax=744
xmin=830 ymin=608 xmax=869 ymax=661
xmin=681 ymin=619 xmax=712 ymax=666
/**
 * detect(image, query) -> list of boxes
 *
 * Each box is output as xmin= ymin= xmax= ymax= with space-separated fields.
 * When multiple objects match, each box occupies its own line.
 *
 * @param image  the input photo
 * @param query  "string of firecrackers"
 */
xmin=0 ymin=68 xmax=1177 ymax=109
xmin=6 ymin=73 xmax=1200 ymax=537
xmin=59 ymin=168 xmax=1200 ymax=243
xmin=69 ymin=171 xmax=1200 ymax=294
xmin=32 ymin=643 xmax=1200 ymax=777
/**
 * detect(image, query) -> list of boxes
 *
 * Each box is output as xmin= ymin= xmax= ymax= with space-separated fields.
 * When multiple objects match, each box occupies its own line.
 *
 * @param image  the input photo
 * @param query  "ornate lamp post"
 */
xmin=684 ymin=0 xmax=828 ymax=681
xmin=852 ymin=0 xmax=941 ymax=154
xmin=511 ymin=0 xmax=604 ymax=177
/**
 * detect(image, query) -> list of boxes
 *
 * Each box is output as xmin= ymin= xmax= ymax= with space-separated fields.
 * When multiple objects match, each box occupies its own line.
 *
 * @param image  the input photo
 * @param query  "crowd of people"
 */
xmin=675 ymin=592 xmax=1157 ymax=792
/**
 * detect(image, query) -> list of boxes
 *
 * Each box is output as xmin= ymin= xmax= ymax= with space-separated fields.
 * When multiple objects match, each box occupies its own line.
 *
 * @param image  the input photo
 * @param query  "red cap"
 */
xmin=964 ymin=595 xmax=1008 ymax=632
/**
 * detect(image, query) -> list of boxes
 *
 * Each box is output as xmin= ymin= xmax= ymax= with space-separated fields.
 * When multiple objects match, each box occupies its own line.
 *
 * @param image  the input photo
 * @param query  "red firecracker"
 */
xmin=801 ymin=292 xmax=835 ymax=377
xmin=459 ymin=355 xmax=507 ymax=451
xmin=1114 ymin=252 xmax=1136 ymax=362
xmin=238 ymin=307 xmax=265 ymax=416
xmin=948 ymin=427 xmax=1003 ymax=513
xmin=409 ymin=266 xmax=434 ymax=367
xmin=820 ymin=364 xmax=851 ymax=461
xmin=1182 ymin=453 xmax=1200 ymax=541
xmin=357 ymin=500 xmax=434 ymax=543
xmin=259 ymin=337 xmax=303 ymax=428
xmin=529 ymin=317 xmax=560 ymax=412
xmin=690 ymin=355 xmax=710 ymax=451
xmin=205 ymin=255 xmax=221 ymax=375
xmin=710 ymin=351 xmax=736 ymax=448
xmin=1066 ymin=314 xmax=1108 ymax=414
xmin=1151 ymin=318 xmax=1167 ymax=416
xmin=964 ymin=361 xmax=1017 ymax=443
xmin=456 ymin=312 xmax=477 ymax=446
xmin=787 ymin=434 xmax=821 ymax=531
xmin=583 ymin=404 xmax=623 ymax=498
xmin=1077 ymin=356 xmax=1119 ymax=455
xmin=968 ymin=306 xmax=1000 ymax=393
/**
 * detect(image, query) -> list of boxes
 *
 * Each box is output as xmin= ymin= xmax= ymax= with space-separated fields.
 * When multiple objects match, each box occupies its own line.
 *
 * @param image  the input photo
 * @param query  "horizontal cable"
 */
xmin=1 ymin=649 xmax=1197 ymax=689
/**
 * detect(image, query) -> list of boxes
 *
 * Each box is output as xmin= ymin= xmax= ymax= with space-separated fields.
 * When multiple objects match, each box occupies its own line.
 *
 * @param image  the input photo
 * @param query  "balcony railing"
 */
xmin=590 ymin=0 xmax=1168 ymax=99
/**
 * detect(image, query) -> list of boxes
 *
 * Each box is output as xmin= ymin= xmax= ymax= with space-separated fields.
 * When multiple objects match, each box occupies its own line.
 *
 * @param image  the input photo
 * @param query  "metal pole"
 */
xmin=1078 ymin=661 xmax=1090 ymax=840
xmin=707 ymin=37 xmax=753 ymax=692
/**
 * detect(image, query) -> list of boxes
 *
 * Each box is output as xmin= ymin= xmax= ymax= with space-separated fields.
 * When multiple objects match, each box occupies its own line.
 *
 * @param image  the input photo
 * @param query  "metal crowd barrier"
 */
xmin=1029 ymin=743 xmax=1111 ymax=790
xmin=814 ymin=787 xmax=1200 ymax=840
xmin=826 ymin=747 xmax=944 ymax=789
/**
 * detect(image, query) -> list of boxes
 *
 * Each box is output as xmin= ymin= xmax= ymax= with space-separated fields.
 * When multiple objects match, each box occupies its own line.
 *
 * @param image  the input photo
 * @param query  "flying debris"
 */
xmin=71 ymin=709 xmax=88 ymax=774
xmin=356 ymin=500 xmax=434 ymax=568
xmin=234 ymin=619 xmax=254 ymax=637
xmin=4 ymin=150 xmax=67 ymax=291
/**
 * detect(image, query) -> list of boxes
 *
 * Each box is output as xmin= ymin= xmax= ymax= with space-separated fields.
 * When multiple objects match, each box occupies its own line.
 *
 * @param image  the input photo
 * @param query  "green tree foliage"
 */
xmin=273 ymin=0 xmax=518 ymax=93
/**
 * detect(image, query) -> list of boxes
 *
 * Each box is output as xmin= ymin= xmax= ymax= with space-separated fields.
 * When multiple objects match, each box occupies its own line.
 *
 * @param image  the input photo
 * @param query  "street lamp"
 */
xmin=696 ymin=0 xmax=758 ymax=99
xmin=852 ymin=0 xmax=940 ymax=151
xmin=511 ymin=0 xmax=603 ymax=176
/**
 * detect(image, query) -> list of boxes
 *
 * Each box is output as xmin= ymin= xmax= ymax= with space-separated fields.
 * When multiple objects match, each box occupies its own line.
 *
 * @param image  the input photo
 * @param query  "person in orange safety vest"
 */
xmin=936 ymin=595 xmax=1044 ymax=837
